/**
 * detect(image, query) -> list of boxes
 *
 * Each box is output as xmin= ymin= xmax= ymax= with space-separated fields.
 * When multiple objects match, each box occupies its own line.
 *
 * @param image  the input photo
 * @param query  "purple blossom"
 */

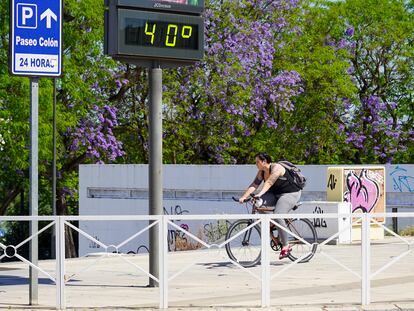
xmin=62 ymin=187 xmax=76 ymax=198
xmin=337 ymin=39 xmax=348 ymax=49
xmin=337 ymin=95 xmax=408 ymax=161
xmin=345 ymin=27 xmax=354 ymax=36
xmin=346 ymin=66 xmax=354 ymax=74
xmin=166 ymin=0 xmax=304 ymax=162
xmin=69 ymin=105 xmax=125 ymax=162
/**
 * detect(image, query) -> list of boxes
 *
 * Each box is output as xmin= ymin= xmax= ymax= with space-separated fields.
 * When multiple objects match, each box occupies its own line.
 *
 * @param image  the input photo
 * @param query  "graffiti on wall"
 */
xmin=313 ymin=206 xmax=327 ymax=228
xmin=128 ymin=205 xmax=217 ymax=254
xmin=390 ymin=166 xmax=414 ymax=193
xmin=85 ymin=204 xmax=233 ymax=255
xmin=89 ymin=236 xmax=102 ymax=249
xmin=132 ymin=205 xmax=200 ymax=252
xmin=163 ymin=204 xmax=203 ymax=251
xmin=327 ymin=174 xmax=338 ymax=191
xmin=203 ymin=220 xmax=231 ymax=243
xmin=344 ymin=169 xmax=381 ymax=213
xmin=163 ymin=206 xmax=232 ymax=251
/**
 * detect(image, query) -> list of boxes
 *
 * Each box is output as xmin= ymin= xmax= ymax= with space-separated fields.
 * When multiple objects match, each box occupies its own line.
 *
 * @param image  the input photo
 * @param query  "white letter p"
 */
xmin=22 ymin=7 xmax=33 ymax=25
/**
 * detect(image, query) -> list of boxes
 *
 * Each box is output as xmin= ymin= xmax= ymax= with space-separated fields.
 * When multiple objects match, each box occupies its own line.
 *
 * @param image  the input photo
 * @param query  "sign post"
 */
xmin=10 ymin=0 xmax=62 ymax=304
xmin=148 ymin=66 xmax=162 ymax=287
xmin=105 ymin=0 xmax=204 ymax=286
xmin=28 ymin=77 xmax=38 ymax=304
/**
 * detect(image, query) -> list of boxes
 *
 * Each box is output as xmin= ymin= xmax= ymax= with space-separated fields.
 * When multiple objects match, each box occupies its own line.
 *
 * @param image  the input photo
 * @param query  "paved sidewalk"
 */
xmin=1 ymin=237 xmax=413 ymax=310
xmin=0 ymin=304 xmax=414 ymax=310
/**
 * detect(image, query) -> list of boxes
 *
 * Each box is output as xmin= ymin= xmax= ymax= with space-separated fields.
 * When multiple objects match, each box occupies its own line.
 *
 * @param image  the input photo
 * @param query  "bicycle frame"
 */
xmin=228 ymin=196 xmax=317 ymax=265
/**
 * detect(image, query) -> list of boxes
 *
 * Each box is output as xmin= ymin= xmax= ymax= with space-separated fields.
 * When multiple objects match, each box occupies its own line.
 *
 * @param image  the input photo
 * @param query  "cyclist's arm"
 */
xmin=239 ymin=171 xmax=262 ymax=203
xmin=256 ymin=163 xmax=285 ymax=197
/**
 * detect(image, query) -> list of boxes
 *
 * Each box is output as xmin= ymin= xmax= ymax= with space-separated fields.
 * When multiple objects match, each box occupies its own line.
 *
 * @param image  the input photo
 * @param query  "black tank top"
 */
xmin=263 ymin=164 xmax=301 ymax=195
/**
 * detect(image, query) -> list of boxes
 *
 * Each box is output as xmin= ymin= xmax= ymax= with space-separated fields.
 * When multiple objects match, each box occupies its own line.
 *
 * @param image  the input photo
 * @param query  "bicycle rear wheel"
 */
xmin=225 ymin=220 xmax=261 ymax=268
xmin=285 ymin=218 xmax=317 ymax=263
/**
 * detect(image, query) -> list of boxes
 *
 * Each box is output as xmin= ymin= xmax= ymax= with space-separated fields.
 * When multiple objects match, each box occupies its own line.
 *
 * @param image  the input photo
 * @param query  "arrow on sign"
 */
xmin=40 ymin=8 xmax=57 ymax=29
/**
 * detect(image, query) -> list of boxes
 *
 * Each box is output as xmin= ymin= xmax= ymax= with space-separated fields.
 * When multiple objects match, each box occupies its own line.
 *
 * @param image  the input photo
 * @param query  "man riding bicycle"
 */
xmin=239 ymin=152 xmax=302 ymax=259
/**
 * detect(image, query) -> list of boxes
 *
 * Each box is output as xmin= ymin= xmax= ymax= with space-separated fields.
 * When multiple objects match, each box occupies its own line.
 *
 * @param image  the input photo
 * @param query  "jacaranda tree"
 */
xmin=327 ymin=0 xmax=414 ymax=163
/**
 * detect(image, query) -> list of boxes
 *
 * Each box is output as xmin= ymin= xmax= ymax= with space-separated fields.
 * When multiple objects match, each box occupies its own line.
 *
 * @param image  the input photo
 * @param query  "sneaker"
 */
xmin=279 ymin=246 xmax=291 ymax=260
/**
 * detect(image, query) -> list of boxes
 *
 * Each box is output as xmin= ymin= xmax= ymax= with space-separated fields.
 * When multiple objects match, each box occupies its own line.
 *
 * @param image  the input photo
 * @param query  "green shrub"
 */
xmin=400 ymin=226 xmax=414 ymax=236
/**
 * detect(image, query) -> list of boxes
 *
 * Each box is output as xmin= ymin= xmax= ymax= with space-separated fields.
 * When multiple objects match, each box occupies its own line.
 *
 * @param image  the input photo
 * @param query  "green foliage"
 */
xmin=326 ymin=0 xmax=414 ymax=163
xmin=0 ymin=0 xmax=122 ymax=217
xmin=271 ymin=1 xmax=357 ymax=163
xmin=400 ymin=226 xmax=414 ymax=236
xmin=1 ymin=0 xmax=414 ymax=221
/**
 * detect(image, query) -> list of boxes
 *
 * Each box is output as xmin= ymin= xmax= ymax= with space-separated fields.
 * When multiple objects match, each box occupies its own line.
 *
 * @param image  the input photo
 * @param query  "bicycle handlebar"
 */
xmin=231 ymin=194 xmax=254 ymax=203
xmin=232 ymin=196 xmax=252 ymax=203
xmin=233 ymin=195 xmax=302 ymax=213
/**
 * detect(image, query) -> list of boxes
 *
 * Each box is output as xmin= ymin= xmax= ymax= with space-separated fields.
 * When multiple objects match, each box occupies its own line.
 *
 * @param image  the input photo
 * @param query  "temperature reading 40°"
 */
xmin=144 ymin=23 xmax=193 ymax=47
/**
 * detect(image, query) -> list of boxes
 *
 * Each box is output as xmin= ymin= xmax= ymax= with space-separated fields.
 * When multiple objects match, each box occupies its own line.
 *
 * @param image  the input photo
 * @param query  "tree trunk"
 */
xmin=0 ymin=187 xmax=22 ymax=215
xmin=57 ymin=188 xmax=78 ymax=258
xmin=65 ymin=227 xmax=77 ymax=258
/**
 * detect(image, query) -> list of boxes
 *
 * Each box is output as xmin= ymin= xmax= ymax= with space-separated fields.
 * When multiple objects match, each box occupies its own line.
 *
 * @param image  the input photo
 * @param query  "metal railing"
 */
xmin=1 ymin=212 xmax=413 ymax=309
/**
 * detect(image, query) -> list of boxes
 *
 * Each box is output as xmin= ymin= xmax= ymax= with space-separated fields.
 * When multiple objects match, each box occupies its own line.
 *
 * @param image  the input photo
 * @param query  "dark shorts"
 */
xmin=261 ymin=191 xmax=301 ymax=213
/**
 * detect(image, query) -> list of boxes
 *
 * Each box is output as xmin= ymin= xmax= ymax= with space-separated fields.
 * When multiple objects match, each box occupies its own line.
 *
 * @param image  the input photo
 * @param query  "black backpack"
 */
xmin=278 ymin=161 xmax=307 ymax=190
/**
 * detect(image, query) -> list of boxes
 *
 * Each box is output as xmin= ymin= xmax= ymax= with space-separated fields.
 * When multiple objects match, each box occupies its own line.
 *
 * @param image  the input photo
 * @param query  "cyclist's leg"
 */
xmin=274 ymin=191 xmax=301 ymax=247
xmin=261 ymin=192 xmax=277 ymax=228
xmin=259 ymin=193 xmax=279 ymax=242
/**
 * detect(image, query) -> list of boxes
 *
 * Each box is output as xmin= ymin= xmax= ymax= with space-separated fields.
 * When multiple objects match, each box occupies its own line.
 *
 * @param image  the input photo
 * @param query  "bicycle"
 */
xmin=225 ymin=195 xmax=318 ymax=267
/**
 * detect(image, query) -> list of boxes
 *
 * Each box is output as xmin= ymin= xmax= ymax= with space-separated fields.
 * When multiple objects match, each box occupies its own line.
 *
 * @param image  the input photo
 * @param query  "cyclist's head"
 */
xmin=254 ymin=152 xmax=272 ymax=168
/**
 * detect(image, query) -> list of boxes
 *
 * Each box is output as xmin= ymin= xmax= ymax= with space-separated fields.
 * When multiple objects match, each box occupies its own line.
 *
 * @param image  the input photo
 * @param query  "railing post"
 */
xmin=361 ymin=213 xmax=370 ymax=305
xmin=56 ymin=217 xmax=65 ymax=310
xmin=261 ymin=214 xmax=270 ymax=307
xmin=159 ymin=216 xmax=168 ymax=308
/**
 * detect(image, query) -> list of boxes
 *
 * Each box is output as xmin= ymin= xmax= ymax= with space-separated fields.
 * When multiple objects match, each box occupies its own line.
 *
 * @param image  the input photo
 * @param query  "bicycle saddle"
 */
xmin=291 ymin=202 xmax=303 ymax=211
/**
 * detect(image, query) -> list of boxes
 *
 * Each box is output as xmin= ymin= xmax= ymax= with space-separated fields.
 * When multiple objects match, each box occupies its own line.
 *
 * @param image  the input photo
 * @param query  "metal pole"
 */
xmin=20 ymin=190 xmax=25 ymax=243
xmin=361 ymin=213 xmax=371 ymax=305
xmin=29 ymin=77 xmax=39 ymax=304
xmin=392 ymin=207 xmax=398 ymax=234
xmin=51 ymin=78 xmax=57 ymax=259
xmin=148 ymin=66 xmax=163 ymax=287
xmin=52 ymin=78 xmax=57 ymax=216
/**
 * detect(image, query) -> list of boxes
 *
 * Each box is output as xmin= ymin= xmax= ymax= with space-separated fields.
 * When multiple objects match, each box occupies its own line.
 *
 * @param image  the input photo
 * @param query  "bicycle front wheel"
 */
xmin=286 ymin=218 xmax=318 ymax=263
xmin=225 ymin=220 xmax=261 ymax=268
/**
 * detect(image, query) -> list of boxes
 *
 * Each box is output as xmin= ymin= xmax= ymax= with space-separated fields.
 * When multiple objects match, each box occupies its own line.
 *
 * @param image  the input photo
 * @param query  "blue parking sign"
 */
xmin=10 ymin=0 xmax=62 ymax=77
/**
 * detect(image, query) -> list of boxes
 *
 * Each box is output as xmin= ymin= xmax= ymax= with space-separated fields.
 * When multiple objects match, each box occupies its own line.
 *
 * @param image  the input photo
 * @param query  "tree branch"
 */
xmin=0 ymin=187 xmax=23 ymax=215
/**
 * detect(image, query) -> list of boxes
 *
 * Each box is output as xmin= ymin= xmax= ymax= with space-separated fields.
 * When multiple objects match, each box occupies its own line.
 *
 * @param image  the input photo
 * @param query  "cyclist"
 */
xmin=239 ymin=152 xmax=302 ymax=259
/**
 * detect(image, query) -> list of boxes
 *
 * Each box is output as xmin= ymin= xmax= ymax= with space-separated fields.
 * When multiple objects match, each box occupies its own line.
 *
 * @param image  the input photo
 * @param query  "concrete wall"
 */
xmin=78 ymin=164 xmax=414 ymax=256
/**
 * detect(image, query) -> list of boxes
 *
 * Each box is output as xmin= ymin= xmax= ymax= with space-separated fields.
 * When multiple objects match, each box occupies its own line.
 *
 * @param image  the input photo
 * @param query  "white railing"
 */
xmin=1 ymin=212 xmax=413 ymax=309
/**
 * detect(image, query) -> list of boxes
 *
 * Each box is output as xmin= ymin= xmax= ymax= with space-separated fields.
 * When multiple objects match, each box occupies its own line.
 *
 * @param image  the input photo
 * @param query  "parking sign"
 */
xmin=10 ymin=0 xmax=62 ymax=77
